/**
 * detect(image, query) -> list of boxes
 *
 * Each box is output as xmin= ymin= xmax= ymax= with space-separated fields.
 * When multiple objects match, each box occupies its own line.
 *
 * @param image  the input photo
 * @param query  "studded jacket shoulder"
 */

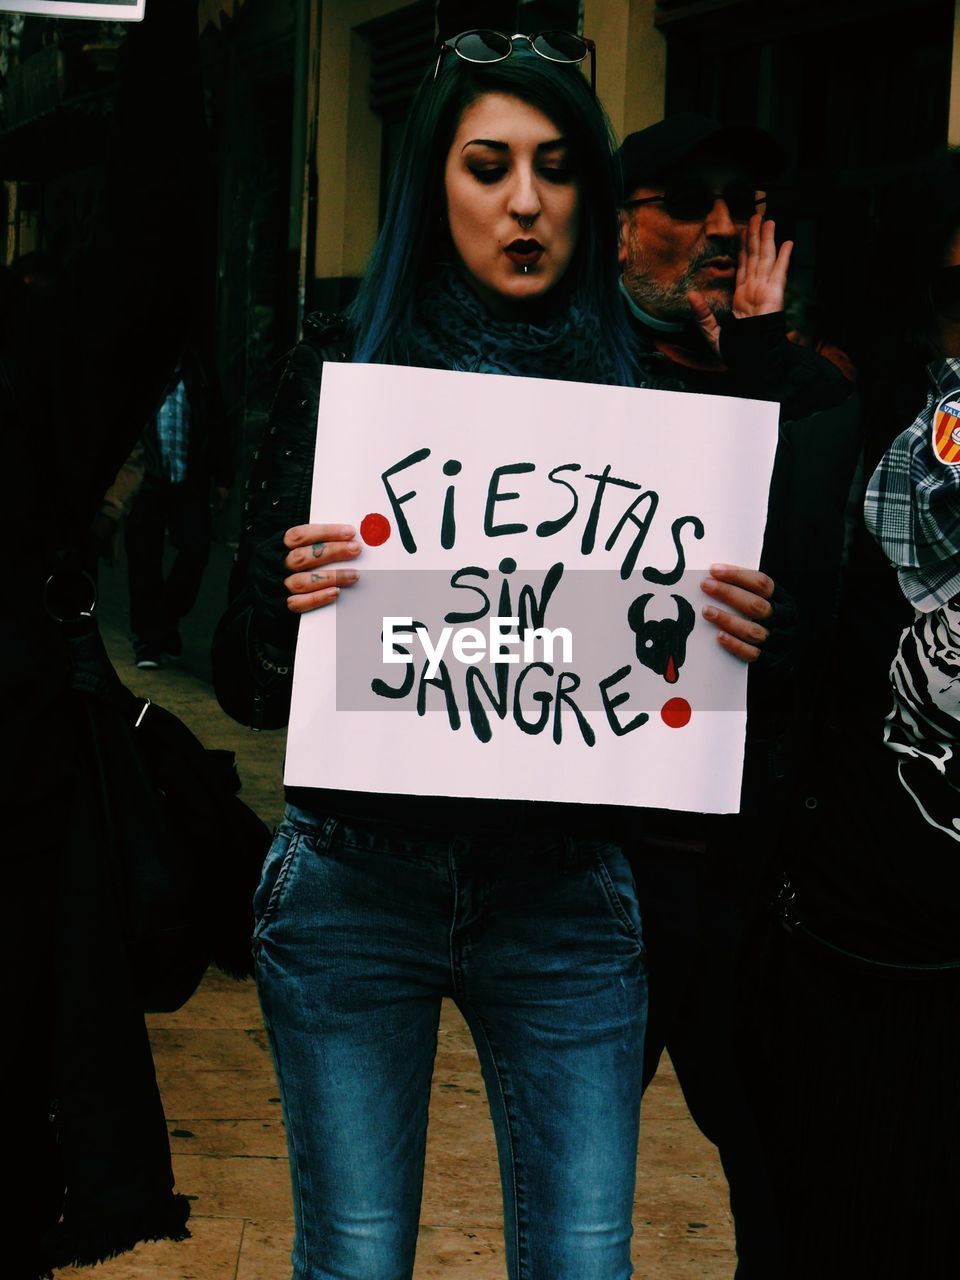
xmin=212 ymin=313 xmax=351 ymax=729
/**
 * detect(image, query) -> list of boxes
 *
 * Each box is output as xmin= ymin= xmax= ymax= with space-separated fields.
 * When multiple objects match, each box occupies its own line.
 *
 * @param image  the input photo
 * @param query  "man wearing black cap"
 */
xmin=618 ymin=112 xmax=847 ymax=412
xmin=616 ymin=115 xmax=860 ymax=1278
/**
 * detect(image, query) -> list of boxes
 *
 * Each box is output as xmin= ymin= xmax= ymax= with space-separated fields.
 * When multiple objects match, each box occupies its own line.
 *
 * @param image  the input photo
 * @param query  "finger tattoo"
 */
xmin=310 ymin=571 xmax=326 ymax=584
xmin=311 ymin=542 xmax=326 ymax=559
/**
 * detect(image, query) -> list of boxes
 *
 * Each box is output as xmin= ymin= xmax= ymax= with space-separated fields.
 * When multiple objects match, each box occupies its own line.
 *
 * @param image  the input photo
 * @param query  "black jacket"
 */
xmin=141 ymin=346 xmax=234 ymax=489
xmin=627 ymin=312 xmax=861 ymax=822
xmin=2 ymin=5 xmax=207 ymax=1275
xmin=627 ymin=309 xmax=853 ymax=424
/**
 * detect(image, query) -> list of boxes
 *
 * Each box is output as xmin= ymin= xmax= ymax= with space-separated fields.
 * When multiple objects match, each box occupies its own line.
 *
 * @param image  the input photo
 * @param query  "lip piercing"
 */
xmin=522 ymin=265 xmax=529 ymax=274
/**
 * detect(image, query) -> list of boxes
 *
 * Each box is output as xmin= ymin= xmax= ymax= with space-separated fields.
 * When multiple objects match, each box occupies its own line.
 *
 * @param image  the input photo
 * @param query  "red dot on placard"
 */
xmin=661 ymin=697 xmax=692 ymax=729
xmin=360 ymin=513 xmax=391 ymax=546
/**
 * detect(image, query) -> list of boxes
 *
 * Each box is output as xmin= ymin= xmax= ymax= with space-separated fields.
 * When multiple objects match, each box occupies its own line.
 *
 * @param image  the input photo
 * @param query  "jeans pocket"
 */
xmin=253 ymin=825 xmax=301 ymax=936
xmin=593 ymin=848 xmax=645 ymax=951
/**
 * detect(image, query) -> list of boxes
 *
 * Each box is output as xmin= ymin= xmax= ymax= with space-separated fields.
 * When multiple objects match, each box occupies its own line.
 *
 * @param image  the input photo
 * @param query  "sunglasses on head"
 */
xmin=623 ymin=179 xmax=766 ymax=223
xmin=930 ymin=264 xmax=960 ymax=322
xmin=433 ymin=29 xmax=596 ymax=95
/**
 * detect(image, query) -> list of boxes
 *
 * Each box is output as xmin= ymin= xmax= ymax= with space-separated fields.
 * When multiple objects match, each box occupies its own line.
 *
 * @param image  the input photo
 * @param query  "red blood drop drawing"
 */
xmin=661 ymin=697 xmax=691 ymax=729
xmin=360 ymin=513 xmax=391 ymax=546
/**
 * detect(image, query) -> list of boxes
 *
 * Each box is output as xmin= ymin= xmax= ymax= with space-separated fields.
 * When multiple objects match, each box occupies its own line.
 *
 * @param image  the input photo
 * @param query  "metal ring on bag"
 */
xmin=43 ymin=570 xmax=98 ymax=623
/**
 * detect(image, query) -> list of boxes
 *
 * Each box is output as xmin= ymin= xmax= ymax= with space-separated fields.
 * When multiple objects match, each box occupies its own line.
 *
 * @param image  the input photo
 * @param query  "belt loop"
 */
xmin=320 ymin=816 xmax=340 ymax=850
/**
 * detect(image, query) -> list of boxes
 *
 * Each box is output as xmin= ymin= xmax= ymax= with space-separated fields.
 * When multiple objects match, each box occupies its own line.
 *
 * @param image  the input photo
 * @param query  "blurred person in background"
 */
xmin=88 ymin=439 xmax=146 ymax=570
xmin=125 ymin=343 xmax=232 ymax=669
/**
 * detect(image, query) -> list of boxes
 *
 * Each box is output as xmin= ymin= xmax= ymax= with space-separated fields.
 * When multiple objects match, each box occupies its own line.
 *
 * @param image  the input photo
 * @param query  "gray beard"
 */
xmin=624 ymin=268 xmax=734 ymax=322
xmin=623 ymin=247 xmax=736 ymax=323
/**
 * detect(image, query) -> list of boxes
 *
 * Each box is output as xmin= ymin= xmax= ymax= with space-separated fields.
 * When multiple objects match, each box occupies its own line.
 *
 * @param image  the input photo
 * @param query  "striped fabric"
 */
xmin=885 ymin=603 xmax=960 ymax=844
xmin=864 ymin=357 xmax=960 ymax=613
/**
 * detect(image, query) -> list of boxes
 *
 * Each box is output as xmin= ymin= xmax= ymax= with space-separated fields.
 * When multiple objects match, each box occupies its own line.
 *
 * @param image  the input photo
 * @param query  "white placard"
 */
xmin=284 ymin=362 xmax=779 ymax=815
xmin=0 ymin=1 xmax=144 ymax=19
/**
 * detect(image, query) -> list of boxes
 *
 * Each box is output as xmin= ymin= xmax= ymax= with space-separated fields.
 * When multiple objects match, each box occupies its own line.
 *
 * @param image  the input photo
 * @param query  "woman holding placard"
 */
xmin=214 ymin=19 xmax=778 ymax=1280
xmin=216 ymin=31 xmax=644 ymax=1280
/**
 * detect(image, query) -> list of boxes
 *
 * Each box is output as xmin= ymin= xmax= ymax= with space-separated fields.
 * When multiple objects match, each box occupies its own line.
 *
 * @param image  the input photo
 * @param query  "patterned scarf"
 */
xmin=401 ymin=269 xmax=624 ymax=386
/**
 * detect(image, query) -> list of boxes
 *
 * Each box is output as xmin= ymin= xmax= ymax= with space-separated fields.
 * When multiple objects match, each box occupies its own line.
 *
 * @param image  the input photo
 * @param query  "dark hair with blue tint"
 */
xmin=348 ymin=47 xmax=634 ymax=385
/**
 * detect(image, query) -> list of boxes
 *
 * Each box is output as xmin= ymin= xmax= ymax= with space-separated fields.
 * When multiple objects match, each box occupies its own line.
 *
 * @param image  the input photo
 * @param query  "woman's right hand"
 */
xmin=282 ymin=523 xmax=362 ymax=612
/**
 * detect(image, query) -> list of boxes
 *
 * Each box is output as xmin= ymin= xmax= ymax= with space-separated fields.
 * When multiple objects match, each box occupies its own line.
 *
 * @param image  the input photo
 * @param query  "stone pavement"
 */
xmin=57 ymin=552 xmax=735 ymax=1279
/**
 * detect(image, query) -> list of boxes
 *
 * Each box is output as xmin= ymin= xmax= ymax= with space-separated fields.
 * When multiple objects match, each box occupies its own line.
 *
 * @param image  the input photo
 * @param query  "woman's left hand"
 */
xmin=700 ymin=564 xmax=775 ymax=663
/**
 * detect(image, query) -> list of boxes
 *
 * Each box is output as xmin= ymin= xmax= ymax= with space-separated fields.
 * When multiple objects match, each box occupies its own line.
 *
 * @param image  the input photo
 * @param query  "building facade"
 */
xmin=2 ymin=0 xmax=959 ymax=486
xmin=306 ymin=0 xmax=960 ymax=353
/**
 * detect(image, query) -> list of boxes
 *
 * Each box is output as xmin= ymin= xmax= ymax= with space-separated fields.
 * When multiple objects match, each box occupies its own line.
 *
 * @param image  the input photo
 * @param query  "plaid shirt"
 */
xmin=154 ymin=364 xmax=191 ymax=484
xmin=864 ymin=357 xmax=960 ymax=613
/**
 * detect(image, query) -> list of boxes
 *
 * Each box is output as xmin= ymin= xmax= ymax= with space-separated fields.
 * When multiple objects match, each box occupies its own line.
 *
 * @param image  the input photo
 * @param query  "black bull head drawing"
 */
xmin=627 ymin=593 xmax=696 ymax=684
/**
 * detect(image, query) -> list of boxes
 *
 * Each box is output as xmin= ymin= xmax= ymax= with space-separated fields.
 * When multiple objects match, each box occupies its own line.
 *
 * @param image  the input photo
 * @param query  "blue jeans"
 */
xmin=254 ymin=806 xmax=647 ymax=1280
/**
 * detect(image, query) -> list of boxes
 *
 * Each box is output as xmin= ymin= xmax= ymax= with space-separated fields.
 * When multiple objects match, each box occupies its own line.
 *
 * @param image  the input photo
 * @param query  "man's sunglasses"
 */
xmin=623 ymin=180 xmax=767 ymax=224
xmin=433 ymin=29 xmax=596 ymax=95
xmin=930 ymin=264 xmax=960 ymax=322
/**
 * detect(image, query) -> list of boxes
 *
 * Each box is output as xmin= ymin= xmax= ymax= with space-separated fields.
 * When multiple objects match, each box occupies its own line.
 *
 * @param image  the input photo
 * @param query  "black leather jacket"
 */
xmin=213 ymin=312 xmax=350 ymax=731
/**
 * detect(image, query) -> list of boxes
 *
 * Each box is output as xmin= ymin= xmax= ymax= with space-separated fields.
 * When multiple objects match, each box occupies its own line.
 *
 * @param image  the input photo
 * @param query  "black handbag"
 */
xmin=53 ymin=573 xmax=269 ymax=1012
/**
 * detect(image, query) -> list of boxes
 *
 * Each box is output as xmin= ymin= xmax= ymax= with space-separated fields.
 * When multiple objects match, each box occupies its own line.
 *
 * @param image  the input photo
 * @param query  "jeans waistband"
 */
xmin=282 ymin=803 xmax=610 ymax=870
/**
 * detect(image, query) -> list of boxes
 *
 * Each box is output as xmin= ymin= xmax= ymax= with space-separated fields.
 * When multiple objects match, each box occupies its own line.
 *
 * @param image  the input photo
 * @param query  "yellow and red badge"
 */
xmin=932 ymin=395 xmax=960 ymax=464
